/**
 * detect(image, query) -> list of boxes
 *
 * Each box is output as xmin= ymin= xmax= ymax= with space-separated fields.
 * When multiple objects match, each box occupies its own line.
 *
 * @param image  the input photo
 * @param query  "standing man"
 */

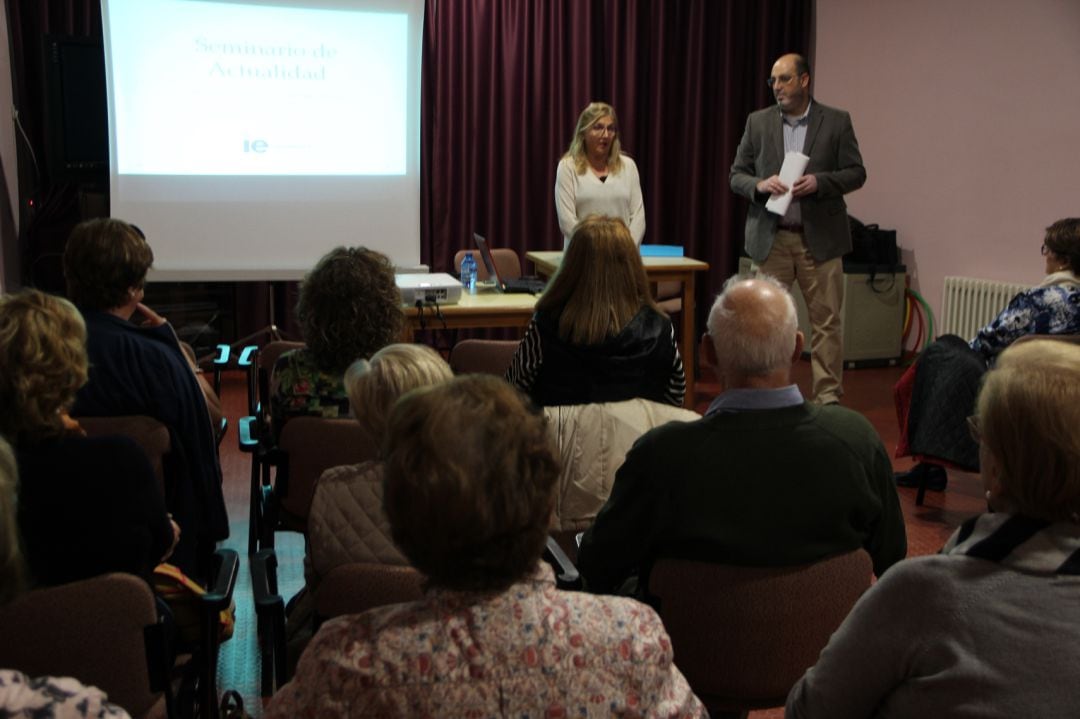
xmin=730 ymin=53 xmax=865 ymax=405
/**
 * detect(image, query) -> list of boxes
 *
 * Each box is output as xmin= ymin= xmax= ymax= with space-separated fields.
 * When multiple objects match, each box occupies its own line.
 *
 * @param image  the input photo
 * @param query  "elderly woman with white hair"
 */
xmin=787 ymin=339 xmax=1080 ymax=719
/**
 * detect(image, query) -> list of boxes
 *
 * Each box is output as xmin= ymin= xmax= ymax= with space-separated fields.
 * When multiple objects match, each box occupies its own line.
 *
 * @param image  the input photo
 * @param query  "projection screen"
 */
xmin=102 ymin=0 xmax=424 ymax=280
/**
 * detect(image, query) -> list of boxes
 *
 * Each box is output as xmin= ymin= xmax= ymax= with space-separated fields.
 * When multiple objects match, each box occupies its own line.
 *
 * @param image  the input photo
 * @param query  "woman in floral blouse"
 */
xmin=267 ymin=375 xmax=705 ymax=718
xmin=894 ymin=218 xmax=1080 ymax=490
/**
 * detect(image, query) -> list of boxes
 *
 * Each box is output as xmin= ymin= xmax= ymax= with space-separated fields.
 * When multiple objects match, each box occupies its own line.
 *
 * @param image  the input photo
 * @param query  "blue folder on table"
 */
xmin=640 ymin=245 xmax=684 ymax=257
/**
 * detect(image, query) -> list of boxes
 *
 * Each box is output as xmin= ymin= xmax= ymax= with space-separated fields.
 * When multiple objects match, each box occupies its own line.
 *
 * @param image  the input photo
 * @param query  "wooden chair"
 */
xmin=251 ymin=549 xmax=287 ymax=697
xmin=0 ymin=549 xmax=238 ymax=719
xmin=454 ymin=248 xmax=523 ymax=281
xmin=448 ymin=338 xmax=520 ymax=376
xmin=312 ymin=536 xmax=577 ymax=623
xmin=0 ymin=572 xmax=169 ymax=718
xmin=79 ymin=415 xmax=171 ymax=496
xmin=314 ymin=562 xmax=425 ymax=625
xmin=254 ymin=416 xmax=377 ymax=552
xmin=647 ymin=549 xmax=873 ymax=718
xmin=656 ymin=280 xmax=683 ymax=315
xmin=237 ymin=340 xmax=304 ymax=554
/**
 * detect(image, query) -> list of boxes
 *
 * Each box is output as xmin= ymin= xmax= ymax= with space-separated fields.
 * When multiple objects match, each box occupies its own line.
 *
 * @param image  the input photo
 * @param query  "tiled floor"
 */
xmin=212 ymin=356 xmax=986 ymax=717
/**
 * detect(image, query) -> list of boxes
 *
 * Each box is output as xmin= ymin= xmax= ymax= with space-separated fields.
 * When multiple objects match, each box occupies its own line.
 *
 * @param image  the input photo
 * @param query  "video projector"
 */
xmin=396 ymin=272 xmax=463 ymax=306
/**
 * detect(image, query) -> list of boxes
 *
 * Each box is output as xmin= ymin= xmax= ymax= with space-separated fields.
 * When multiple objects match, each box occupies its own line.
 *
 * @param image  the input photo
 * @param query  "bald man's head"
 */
xmin=706 ymin=276 xmax=800 ymax=383
xmin=770 ymin=53 xmax=811 ymax=116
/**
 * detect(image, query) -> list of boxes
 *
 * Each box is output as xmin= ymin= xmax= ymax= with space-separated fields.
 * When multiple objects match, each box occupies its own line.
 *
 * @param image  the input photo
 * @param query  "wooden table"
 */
xmin=402 ymin=287 xmax=537 ymax=338
xmin=526 ymin=251 xmax=710 ymax=408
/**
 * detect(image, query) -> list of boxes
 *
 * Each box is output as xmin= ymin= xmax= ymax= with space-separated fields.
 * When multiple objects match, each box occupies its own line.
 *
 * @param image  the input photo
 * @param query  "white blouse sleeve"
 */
xmin=625 ymin=157 xmax=646 ymax=245
xmin=554 ymin=158 xmax=580 ymax=241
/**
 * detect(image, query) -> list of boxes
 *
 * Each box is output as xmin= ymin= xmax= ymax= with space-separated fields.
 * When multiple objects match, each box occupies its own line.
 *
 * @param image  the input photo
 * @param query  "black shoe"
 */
xmin=894 ymin=463 xmax=947 ymax=491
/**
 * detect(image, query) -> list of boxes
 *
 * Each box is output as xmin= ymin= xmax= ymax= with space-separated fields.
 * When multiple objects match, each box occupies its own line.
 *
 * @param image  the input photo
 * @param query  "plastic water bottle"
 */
xmin=461 ymin=252 xmax=478 ymax=294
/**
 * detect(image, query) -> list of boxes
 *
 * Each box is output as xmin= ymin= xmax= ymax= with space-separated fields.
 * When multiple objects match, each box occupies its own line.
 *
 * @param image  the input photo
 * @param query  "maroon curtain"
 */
xmin=421 ymin=0 xmax=812 ymax=331
xmin=6 ymin=0 xmax=811 ymax=327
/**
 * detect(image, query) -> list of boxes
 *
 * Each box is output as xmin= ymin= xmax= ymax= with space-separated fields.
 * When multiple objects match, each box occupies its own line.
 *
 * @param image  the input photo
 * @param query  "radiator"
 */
xmin=940 ymin=276 xmax=1030 ymax=338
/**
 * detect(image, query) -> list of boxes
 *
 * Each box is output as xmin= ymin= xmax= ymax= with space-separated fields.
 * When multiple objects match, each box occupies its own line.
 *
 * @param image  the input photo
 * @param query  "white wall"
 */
xmin=815 ymin=0 xmax=1080 ymax=327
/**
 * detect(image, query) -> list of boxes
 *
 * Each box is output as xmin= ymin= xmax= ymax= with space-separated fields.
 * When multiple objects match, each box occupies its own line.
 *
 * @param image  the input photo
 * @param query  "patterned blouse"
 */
xmin=266 ymin=564 xmax=705 ymax=718
xmin=0 ymin=671 xmax=131 ymax=718
xmin=269 ymin=348 xmax=352 ymax=432
xmin=969 ymin=271 xmax=1080 ymax=362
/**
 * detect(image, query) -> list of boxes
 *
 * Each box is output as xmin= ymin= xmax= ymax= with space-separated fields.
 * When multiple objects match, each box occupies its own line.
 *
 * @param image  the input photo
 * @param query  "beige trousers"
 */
xmin=752 ymin=229 xmax=844 ymax=404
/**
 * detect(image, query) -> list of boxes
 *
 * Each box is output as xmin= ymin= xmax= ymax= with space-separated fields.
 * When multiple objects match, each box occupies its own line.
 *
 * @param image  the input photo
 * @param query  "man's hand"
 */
xmin=791 ymin=174 xmax=818 ymax=198
xmin=134 ymin=302 xmax=167 ymax=328
xmin=756 ymin=175 xmax=789 ymax=196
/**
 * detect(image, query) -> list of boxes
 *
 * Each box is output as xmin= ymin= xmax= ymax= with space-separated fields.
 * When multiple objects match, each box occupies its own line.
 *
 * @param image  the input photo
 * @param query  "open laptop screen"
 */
xmin=471 ymin=233 xmax=502 ymax=285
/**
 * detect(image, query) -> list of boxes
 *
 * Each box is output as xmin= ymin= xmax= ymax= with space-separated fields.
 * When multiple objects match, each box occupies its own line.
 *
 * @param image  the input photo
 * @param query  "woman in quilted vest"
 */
xmin=283 ymin=343 xmax=453 ymax=660
xmin=305 ymin=343 xmax=452 ymax=581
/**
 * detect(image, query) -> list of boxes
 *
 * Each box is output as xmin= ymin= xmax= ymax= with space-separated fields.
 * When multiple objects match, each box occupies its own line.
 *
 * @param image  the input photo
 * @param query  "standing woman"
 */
xmin=555 ymin=102 xmax=645 ymax=247
xmin=507 ymin=216 xmax=684 ymax=407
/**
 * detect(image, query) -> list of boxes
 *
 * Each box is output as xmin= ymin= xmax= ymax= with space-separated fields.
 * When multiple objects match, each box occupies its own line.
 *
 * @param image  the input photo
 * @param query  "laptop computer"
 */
xmin=472 ymin=233 xmax=547 ymax=294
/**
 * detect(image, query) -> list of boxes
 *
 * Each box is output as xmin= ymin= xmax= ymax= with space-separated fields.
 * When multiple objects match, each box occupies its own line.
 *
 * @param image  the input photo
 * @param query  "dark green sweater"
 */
xmin=578 ymin=402 xmax=907 ymax=594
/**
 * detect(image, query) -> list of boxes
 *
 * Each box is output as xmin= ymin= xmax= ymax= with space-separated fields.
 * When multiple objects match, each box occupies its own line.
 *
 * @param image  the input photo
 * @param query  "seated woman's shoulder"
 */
xmin=319 ymin=460 xmax=381 ymax=486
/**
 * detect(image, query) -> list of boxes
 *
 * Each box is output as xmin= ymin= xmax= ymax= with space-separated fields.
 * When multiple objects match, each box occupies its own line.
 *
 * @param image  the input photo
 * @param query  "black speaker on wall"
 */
xmin=42 ymin=34 xmax=108 ymax=190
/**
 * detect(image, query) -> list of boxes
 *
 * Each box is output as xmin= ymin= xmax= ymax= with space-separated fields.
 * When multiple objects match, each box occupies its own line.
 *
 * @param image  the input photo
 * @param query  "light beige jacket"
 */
xmin=304 ymin=398 xmax=700 ymax=584
xmin=545 ymin=398 xmax=699 ymax=531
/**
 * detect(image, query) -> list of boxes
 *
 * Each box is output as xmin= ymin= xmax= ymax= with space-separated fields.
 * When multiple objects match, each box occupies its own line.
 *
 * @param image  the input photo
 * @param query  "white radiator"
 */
xmin=940 ymin=276 xmax=1030 ymax=338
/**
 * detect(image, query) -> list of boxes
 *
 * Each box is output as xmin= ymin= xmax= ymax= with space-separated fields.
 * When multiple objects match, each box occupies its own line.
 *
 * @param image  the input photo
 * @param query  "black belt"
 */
xmin=778 ymin=223 xmax=804 ymax=232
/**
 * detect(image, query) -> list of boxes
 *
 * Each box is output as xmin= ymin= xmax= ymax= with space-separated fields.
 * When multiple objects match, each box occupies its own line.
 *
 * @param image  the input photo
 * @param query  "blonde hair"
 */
xmin=564 ymin=101 xmax=624 ymax=175
xmin=0 ymin=435 xmax=26 ymax=604
xmin=344 ymin=343 xmax=452 ymax=444
xmin=0 ymin=290 xmax=88 ymax=443
xmin=536 ymin=215 xmax=659 ymax=345
xmin=977 ymin=340 xmax=1080 ymax=523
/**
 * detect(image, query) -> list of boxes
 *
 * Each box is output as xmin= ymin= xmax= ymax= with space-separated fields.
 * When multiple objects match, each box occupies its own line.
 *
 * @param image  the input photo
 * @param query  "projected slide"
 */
xmin=108 ymin=0 xmax=407 ymax=175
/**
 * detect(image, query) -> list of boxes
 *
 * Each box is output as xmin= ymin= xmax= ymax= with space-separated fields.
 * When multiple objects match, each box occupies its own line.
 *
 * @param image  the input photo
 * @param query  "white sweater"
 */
xmin=554 ymin=155 xmax=645 ymax=246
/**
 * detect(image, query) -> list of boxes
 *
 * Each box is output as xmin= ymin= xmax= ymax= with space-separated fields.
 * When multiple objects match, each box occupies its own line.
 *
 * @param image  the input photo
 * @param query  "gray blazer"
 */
xmin=730 ymin=100 xmax=866 ymax=263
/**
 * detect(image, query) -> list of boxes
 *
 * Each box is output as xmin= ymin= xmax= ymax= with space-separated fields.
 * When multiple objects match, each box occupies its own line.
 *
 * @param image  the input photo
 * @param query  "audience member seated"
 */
xmin=0 ymin=671 xmax=132 ymax=719
xmin=63 ymin=218 xmax=226 ymax=575
xmin=0 ymin=291 xmax=177 ymax=586
xmin=506 ymin=215 xmax=685 ymax=406
xmin=0 ymin=435 xmax=135 ymax=719
xmin=577 ymin=276 xmax=907 ymax=597
xmin=306 ymin=344 xmax=452 ymax=585
xmin=0 ymin=435 xmax=24 ymax=604
xmin=284 ymin=344 xmax=453 ymax=656
xmin=787 ymin=339 xmax=1080 ymax=719
xmin=270 ymin=246 xmax=404 ymax=434
xmin=895 ymin=217 xmax=1080 ymax=491
xmin=544 ymin=398 xmax=700 ymax=532
xmin=266 ymin=375 xmax=706 ymax=718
